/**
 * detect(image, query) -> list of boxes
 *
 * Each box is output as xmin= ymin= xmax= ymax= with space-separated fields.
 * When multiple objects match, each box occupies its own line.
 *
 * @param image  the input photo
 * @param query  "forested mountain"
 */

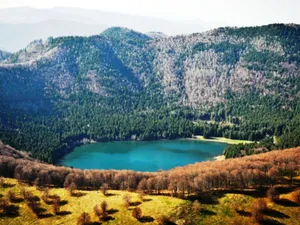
xmin=0 ymin=24 xmax=300 ymax=162
xmin=0 ymin=50 xmax=11 ymax=61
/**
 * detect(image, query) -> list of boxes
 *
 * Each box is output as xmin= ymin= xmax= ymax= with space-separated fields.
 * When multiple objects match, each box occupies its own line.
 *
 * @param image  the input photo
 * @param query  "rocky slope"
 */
xmin=0 ymin=24 xmax=300 ymax=161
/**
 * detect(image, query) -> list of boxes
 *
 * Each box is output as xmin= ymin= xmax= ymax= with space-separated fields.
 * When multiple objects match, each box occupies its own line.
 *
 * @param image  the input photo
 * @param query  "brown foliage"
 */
xmin=0 ymin=177 xmax=4 ymax=188
xmin=0 ymin=146 xmax=299 ymax=195
xmin=7 ymin=190 xmax=16 ymax=202
xmin=77 ymin=212 xmax=91 ymax=225
xmin=266 ymin=186 xmax=279 ymax=201
xmin=132 ymin=207 xmax=142 ymax=219
xmin=101 ymin=183 xmax=109 ymax=196
xmin=0 ymin=198 xmax=9 ymax=210
xmin=100 ymin=200 xmax=108 ymax=213
xmin=93 ymin=202 xmax=108 ymax=221
xmin=123 ymin=194 xmax=132 ymax=209
xmin=251 ymin=198 xmax=267 ymax=222
xmin=291 ymin=189 xmax=300 ymax=205
xmin=157 ymin=215 xmax=173 ymax=225
xmin=68 ymin=182 xmax=77 ymax=196
xmin=52 ymin=198 xmax=60 ymax=215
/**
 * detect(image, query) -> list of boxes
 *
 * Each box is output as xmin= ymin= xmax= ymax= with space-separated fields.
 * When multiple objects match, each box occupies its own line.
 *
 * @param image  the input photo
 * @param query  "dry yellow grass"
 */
xmin=0 ymin=178 xmax=184 ymax=225
xmin=1 ymin=178 xmax=299 ymax=225
xmin=194 ymin=135 xmax=254 ymax=144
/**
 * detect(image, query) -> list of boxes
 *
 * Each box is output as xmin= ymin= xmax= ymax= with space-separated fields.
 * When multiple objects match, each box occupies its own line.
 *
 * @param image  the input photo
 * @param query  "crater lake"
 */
xmin=59 ymin=140 xmax=227 ymax=172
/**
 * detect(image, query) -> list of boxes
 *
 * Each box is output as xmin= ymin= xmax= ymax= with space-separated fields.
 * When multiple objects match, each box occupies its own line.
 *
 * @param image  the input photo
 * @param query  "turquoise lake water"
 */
xmin=60 ymin=140 xmax=227 ymax=172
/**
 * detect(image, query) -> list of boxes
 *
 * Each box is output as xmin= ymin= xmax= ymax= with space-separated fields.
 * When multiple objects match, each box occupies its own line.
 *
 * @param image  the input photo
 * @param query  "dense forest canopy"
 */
xmin=0 ymin=24 xmax=300 ymax=162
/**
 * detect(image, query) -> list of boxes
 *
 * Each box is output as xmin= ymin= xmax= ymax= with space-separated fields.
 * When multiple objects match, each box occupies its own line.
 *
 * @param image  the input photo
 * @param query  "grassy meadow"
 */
xmin=1 ymin=178 xmax=299 ymax=225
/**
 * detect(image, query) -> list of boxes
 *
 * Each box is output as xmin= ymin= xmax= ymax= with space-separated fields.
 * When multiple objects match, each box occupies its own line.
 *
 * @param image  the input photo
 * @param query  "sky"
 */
xmin=0 ymin=0 xmax=300 ymax=26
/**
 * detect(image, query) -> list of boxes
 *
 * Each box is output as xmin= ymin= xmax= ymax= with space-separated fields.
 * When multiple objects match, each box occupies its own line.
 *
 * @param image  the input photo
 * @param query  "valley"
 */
xmin=1 ymin=24 xmax=300 ymax=163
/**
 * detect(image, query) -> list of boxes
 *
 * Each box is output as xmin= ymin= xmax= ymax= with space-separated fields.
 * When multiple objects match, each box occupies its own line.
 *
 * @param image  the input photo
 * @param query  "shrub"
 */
xmin=52 ymin=199 xmax=60 ymax=215
xmin=251 ymin=198 xmax=267 ymax=222
xmin=7 ymin=190 xmax=16 ymax=202
xmin=77 ymin=212 xmax=91 ymax=225
xmin=100 ymin=200 xmax=108 ymax=213
xmin=0 ymin=198 xmax=9 ymax=210
xmin=266 ymin=187 xmax=279 ymax=201
xmin=101 ymin=183 xmax=109 ymax=196
xmin=123 ymin=194 xmax=132 ymax=209
xmin=157 ymin=215 xmax=173 ymax=225
xmin=191 ymin=200 xmax=202 ymax=213
xmin=0 ymin=177 xmax=4 ymax=188
xmin=132 ymin=207 xmax=143 ymax=220
xmin=291 ymin=189 xmax=300 ymax=205
xmin=68 ymin=182 xmax=77 ymax=196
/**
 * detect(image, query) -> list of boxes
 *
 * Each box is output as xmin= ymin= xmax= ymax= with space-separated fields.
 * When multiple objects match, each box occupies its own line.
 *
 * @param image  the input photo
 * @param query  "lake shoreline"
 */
xmin=54 ymin=135 xmax=251 ymax=166
xmin=187 ymin=135 xmax=254 ymax=145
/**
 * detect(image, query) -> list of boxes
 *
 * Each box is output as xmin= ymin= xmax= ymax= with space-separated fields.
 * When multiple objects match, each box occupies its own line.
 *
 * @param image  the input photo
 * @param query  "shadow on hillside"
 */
xmin=72 ymin=192 xmax=86 ymax=197
xmin=262 ymin=218 xmax=284 ymax=225
xmin=2 ymin=183 xmax=16 ymax=188
xmin=236 ymin=209 xmax=251 ymax=217
xmin=276 ymin=186 xmax=298 ymax=194
xmin=0 ymin=205 xmax=20 ymax=218
xmin=11 ymin=197 xmax=24 ymax=203
xmin=130 ymin=201 xmax=142 ymax=207
xmin=219 ymin=189 xmax=267 ymax=198
xmin=107 ymin=209 xmax=119 ymax=215
xmin=139 ymin=216 xmax=154 ymax=223
xmin=28 ymin=195 xmax=40 ymax=202
xmin=38 ymin=213 xmax=53 ymax=219
xmin=103 ymin=215 xmax=115 ymax=221
xmin=36 ymin=207 xmax=53 ymax=218
xmin=275 ymin=198 xmax=299 ymax=207
xmin=187 ymin=194 xmax=220 ymax=205
xmin=142 ymin=198 xmax=152 ymax=202
xmin=264 ymin=208 xmax=289 ymax=219
xmin=105 ymin=193 xmax=119 ymax=197
xmin=57 ymin=211 xmax=72 ymax=216
xmin=201 ymin=209 xmax=217 ymax=216
xmin=60 ymin=200 xmax=68 ymax=206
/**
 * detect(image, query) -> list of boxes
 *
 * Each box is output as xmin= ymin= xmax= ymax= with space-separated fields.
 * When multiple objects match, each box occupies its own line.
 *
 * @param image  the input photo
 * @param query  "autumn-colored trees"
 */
xmin=132 ymin=207 xmax=142 ymax=220
xmin=123 ymin=194 xmax=132 ymax=209
xmin=266 ymin=187 xmax=279 ymax=202
xmin=291 ymin=189 xmax=300 ymax=205
xmin=77 ymin=212 xmax=91 ymax=225
xmin=0 ymin=147 xmax=299 ymax=196
xmin=251 ymin=198 xmax=267 ymax=222
xmin=93 ymin=200 xmax=108 ymax=222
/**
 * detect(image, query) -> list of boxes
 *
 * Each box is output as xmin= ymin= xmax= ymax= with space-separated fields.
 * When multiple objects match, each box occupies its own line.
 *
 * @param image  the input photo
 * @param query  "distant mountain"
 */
xmin=0 ymin=24 xmax=300 ymax=162
xmin=0 ymin=7 xmax=223 ymax=52
xmin=0 ymin=50 xmax=11 ymax=61
xmin=0 ymin=20 xmax=108 ymax=52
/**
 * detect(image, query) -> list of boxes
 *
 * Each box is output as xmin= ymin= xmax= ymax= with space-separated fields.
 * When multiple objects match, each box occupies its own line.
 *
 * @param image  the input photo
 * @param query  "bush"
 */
xmin=101 ymin=183 xmax=109 ymax=196
xmin=123 ymin=194 xmax=132 ymax=209
xmin=291 ymin=189 xmax=300 ymax=205
xmin=0 ymin=198 xmax=9 ymax=210
xmin=7 ymin=190 xmax=16 ymax=202
xmin=52 ymin=199 xmax=60 ymax=215
xmin=266 ymin=187 xmax=279 ymax=201
xmin=251 ymin=198 xmax=267 ymax=222
xmin=77 ymin=212 xmax=91 ymax=225
xmin=157 ymin=215 xmax=173 ymax=225
xmin=68 ymin=182 xmax=77 ymax=196
xmin=132 ymin=207 xmax=143 ymax=220
xmin=0 ymin=177 xmax=4 ymax=188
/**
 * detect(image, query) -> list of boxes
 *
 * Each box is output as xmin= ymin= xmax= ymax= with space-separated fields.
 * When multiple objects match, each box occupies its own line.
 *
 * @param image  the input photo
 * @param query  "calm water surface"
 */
xmin=60 ymin=140 xmax=227 ymax=172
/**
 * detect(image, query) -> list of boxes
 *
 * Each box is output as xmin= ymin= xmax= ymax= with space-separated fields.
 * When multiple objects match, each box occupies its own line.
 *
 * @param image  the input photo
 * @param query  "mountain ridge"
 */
xmin=0 ymin=23 xmax=300 ymax=162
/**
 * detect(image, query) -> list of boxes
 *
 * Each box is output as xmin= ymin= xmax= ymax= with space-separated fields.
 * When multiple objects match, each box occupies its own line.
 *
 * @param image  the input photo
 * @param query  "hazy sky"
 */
xmin=1 ymin=0 xmax=300 ymax=26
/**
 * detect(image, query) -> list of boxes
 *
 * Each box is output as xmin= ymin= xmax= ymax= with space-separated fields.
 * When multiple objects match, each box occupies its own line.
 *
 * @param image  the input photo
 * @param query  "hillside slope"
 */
xmin=0 ymin=24 xmax=300 ymax=162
